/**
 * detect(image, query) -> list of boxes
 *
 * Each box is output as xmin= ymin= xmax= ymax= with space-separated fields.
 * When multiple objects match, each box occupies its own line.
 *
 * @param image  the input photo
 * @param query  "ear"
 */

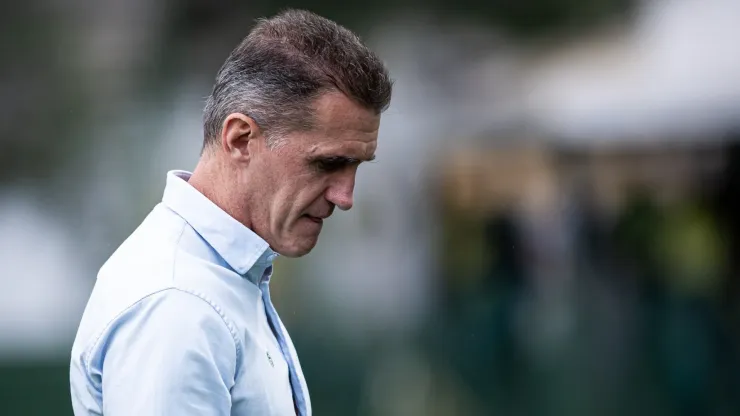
xmin=219 ymin=113 xmax=263 ymax=162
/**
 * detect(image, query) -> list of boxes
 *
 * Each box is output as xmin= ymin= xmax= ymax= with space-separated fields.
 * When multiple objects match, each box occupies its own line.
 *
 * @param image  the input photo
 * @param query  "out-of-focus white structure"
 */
xmin=0 ymin=192 xmax=90 ymax=359
xmin=523 ymin=0 xmax=740 ymax=143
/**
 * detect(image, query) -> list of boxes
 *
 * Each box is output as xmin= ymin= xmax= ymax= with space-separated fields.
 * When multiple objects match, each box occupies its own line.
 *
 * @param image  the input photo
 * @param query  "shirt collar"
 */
xmin=161 ymin=170 xmax=278 ymax=280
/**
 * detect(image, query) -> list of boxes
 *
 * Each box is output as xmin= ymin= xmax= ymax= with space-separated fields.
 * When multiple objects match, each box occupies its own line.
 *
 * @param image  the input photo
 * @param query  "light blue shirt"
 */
xmin=70 ymin=170 xmax=311 ymax=415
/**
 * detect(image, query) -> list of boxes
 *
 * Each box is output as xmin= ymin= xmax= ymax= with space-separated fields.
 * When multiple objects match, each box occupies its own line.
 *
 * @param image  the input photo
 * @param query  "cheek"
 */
xmin=296 ymin=183 xmax=327 ymax=208
xmin=273 ymin=176 xmax=314 ymax=210
xmin=283 ymin=180 xmax=327 ymax=217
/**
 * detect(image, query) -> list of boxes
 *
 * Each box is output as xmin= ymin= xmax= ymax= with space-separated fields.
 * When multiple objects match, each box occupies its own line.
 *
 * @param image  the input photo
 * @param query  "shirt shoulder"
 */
xmin=72 ymin=204 xmax=245 ymax=362
xmin=76 ymin=205 xmax=186 ymax=333
xmin=73 ymin=201 xmax=261 ymax=343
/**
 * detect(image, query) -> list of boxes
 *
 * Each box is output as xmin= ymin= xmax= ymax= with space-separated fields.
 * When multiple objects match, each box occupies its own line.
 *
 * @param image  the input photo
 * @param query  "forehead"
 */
xmin=298 ymin=91 xmax=380 ymax=159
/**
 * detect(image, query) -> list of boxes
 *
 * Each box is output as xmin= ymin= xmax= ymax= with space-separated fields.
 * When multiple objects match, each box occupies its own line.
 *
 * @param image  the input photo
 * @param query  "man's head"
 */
xmin=195 ymin=9 xmax=392 ymax=257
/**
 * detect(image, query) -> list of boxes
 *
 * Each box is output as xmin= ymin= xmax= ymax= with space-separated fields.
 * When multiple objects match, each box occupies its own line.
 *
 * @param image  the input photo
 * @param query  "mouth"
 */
xmin=305 ymin=215 xmax=324 ymax=224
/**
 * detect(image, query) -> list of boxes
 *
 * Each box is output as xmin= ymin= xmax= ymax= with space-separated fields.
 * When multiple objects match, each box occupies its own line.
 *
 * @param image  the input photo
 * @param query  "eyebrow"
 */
xmin=313 ymin=154 xmax=376 ymax=164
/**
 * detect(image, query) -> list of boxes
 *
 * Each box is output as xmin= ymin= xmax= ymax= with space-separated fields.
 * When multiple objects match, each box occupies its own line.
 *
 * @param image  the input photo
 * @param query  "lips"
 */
xmin=305 ymin=215 xmax=324 ymax=224
xmin=305 ymin=207 xmax=333 ymax=224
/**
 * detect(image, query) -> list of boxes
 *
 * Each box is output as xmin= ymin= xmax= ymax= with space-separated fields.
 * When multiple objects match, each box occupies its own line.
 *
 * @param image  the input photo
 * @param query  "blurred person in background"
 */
xmin=69 ymin=9 xmax=392 ymax=416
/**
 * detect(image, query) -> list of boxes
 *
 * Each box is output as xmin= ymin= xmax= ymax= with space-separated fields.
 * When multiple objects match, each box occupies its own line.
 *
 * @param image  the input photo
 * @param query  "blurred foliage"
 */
xmin=0 ymin=362 xmax=72 ymax=415
xmin=0 ymin=3 xmax=91 ymax=183
xmin=656 ymin=204 xmax=727 ymax=297
xmin=169 ymin=0 xmax=636 ymax=39
xmin=614 ymin=192 xmax=728 ymax=299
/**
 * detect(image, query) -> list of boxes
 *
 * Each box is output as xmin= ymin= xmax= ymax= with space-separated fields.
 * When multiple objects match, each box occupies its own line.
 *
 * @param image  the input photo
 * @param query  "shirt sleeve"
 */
xmin=97 ymin=288 xmax=237 ymax=416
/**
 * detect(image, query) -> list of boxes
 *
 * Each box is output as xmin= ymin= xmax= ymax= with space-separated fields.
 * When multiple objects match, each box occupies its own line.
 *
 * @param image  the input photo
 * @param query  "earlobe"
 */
xmin=220 ymin=113 xmax=261 ymax=161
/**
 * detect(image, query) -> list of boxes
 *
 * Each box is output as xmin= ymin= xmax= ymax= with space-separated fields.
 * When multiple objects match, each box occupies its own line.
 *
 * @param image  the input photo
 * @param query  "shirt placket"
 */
xmin=260 ymin=280 xmax=307 ymax=416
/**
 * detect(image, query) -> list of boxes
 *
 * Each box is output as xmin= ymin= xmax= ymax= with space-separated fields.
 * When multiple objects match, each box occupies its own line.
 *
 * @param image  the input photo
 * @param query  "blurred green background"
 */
xmin=2 ymin=0 xmax=740 ymax=415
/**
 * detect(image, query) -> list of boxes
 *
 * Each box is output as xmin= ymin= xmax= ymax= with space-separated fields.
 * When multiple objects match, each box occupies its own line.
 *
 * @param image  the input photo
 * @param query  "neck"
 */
xmin=189 ymin=156 xmax=254 ymax=230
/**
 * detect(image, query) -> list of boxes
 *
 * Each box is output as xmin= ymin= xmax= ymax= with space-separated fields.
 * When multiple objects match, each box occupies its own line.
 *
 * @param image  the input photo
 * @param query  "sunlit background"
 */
xmin=2 ymin=0 xmax=740 ymax=414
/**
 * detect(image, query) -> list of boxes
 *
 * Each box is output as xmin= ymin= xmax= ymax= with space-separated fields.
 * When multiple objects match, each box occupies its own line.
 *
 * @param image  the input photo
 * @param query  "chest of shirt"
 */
xmin=231 ymin=331 xmax=296 ymax=415
xmin=225 ymin=295 xmax=296 ymax=415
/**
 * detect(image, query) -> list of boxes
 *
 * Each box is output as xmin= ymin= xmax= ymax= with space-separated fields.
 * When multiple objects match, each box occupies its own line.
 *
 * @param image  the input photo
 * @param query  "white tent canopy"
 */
xmin=523 ymin=0 xmax=740 ymax=143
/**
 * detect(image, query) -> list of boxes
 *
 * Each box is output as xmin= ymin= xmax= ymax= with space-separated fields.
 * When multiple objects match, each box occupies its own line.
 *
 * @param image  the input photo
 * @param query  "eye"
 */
xmin=315 ymin=160 xmax=339 ymax=172
xmin=313 ymin=156 xmax=355 ymax=173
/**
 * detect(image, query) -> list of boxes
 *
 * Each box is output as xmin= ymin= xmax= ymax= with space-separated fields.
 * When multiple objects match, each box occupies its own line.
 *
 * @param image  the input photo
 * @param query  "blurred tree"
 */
xmin=0 ymin=2 xmax=91 ymax=184
xmin=167 ymin=0 xmax=636 ymax=39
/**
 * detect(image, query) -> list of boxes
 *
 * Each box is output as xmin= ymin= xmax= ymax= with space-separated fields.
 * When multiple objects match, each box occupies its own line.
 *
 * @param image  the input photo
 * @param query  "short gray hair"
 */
xmin=202 ymin=9 xmax=393 ymax=149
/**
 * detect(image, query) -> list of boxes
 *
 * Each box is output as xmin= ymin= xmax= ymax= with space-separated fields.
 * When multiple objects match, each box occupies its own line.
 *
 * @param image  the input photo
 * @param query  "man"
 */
xmin=70 ymin=9 xmax=392 ymax=415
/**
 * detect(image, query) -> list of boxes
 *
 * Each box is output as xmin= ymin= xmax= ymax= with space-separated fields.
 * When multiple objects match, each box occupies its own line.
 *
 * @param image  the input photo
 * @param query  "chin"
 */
xmin=274 ymin=237 xmax=319 ymax=258
xmin=276 ymin=245 xmax=315 ymax=258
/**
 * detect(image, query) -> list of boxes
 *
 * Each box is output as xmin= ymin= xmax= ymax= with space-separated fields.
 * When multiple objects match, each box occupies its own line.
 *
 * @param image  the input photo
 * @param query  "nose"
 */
xmin=325 ymin=173 xmax=355 ymax=211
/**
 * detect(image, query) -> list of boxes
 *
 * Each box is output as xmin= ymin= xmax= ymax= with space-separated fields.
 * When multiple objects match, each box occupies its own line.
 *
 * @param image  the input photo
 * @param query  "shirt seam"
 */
xmin=170 ymin=221 xmax=244 ymax=369
xmin=83 ymin=223 xmax=243 ymax=378
xmin=83 ymin=287 xmax=177 ymax=375
xmin=82 ymin=222 xmax=188 ymax=375
xmin=82 ymin=286 xmax=242 ymax=379
xmin=171 ymin=287 xmax=243 ymax=366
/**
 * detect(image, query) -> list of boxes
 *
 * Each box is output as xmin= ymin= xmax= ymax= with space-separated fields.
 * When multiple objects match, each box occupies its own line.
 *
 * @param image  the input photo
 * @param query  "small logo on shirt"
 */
xmin=266 ymin=351 xmax=274 ymax=367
